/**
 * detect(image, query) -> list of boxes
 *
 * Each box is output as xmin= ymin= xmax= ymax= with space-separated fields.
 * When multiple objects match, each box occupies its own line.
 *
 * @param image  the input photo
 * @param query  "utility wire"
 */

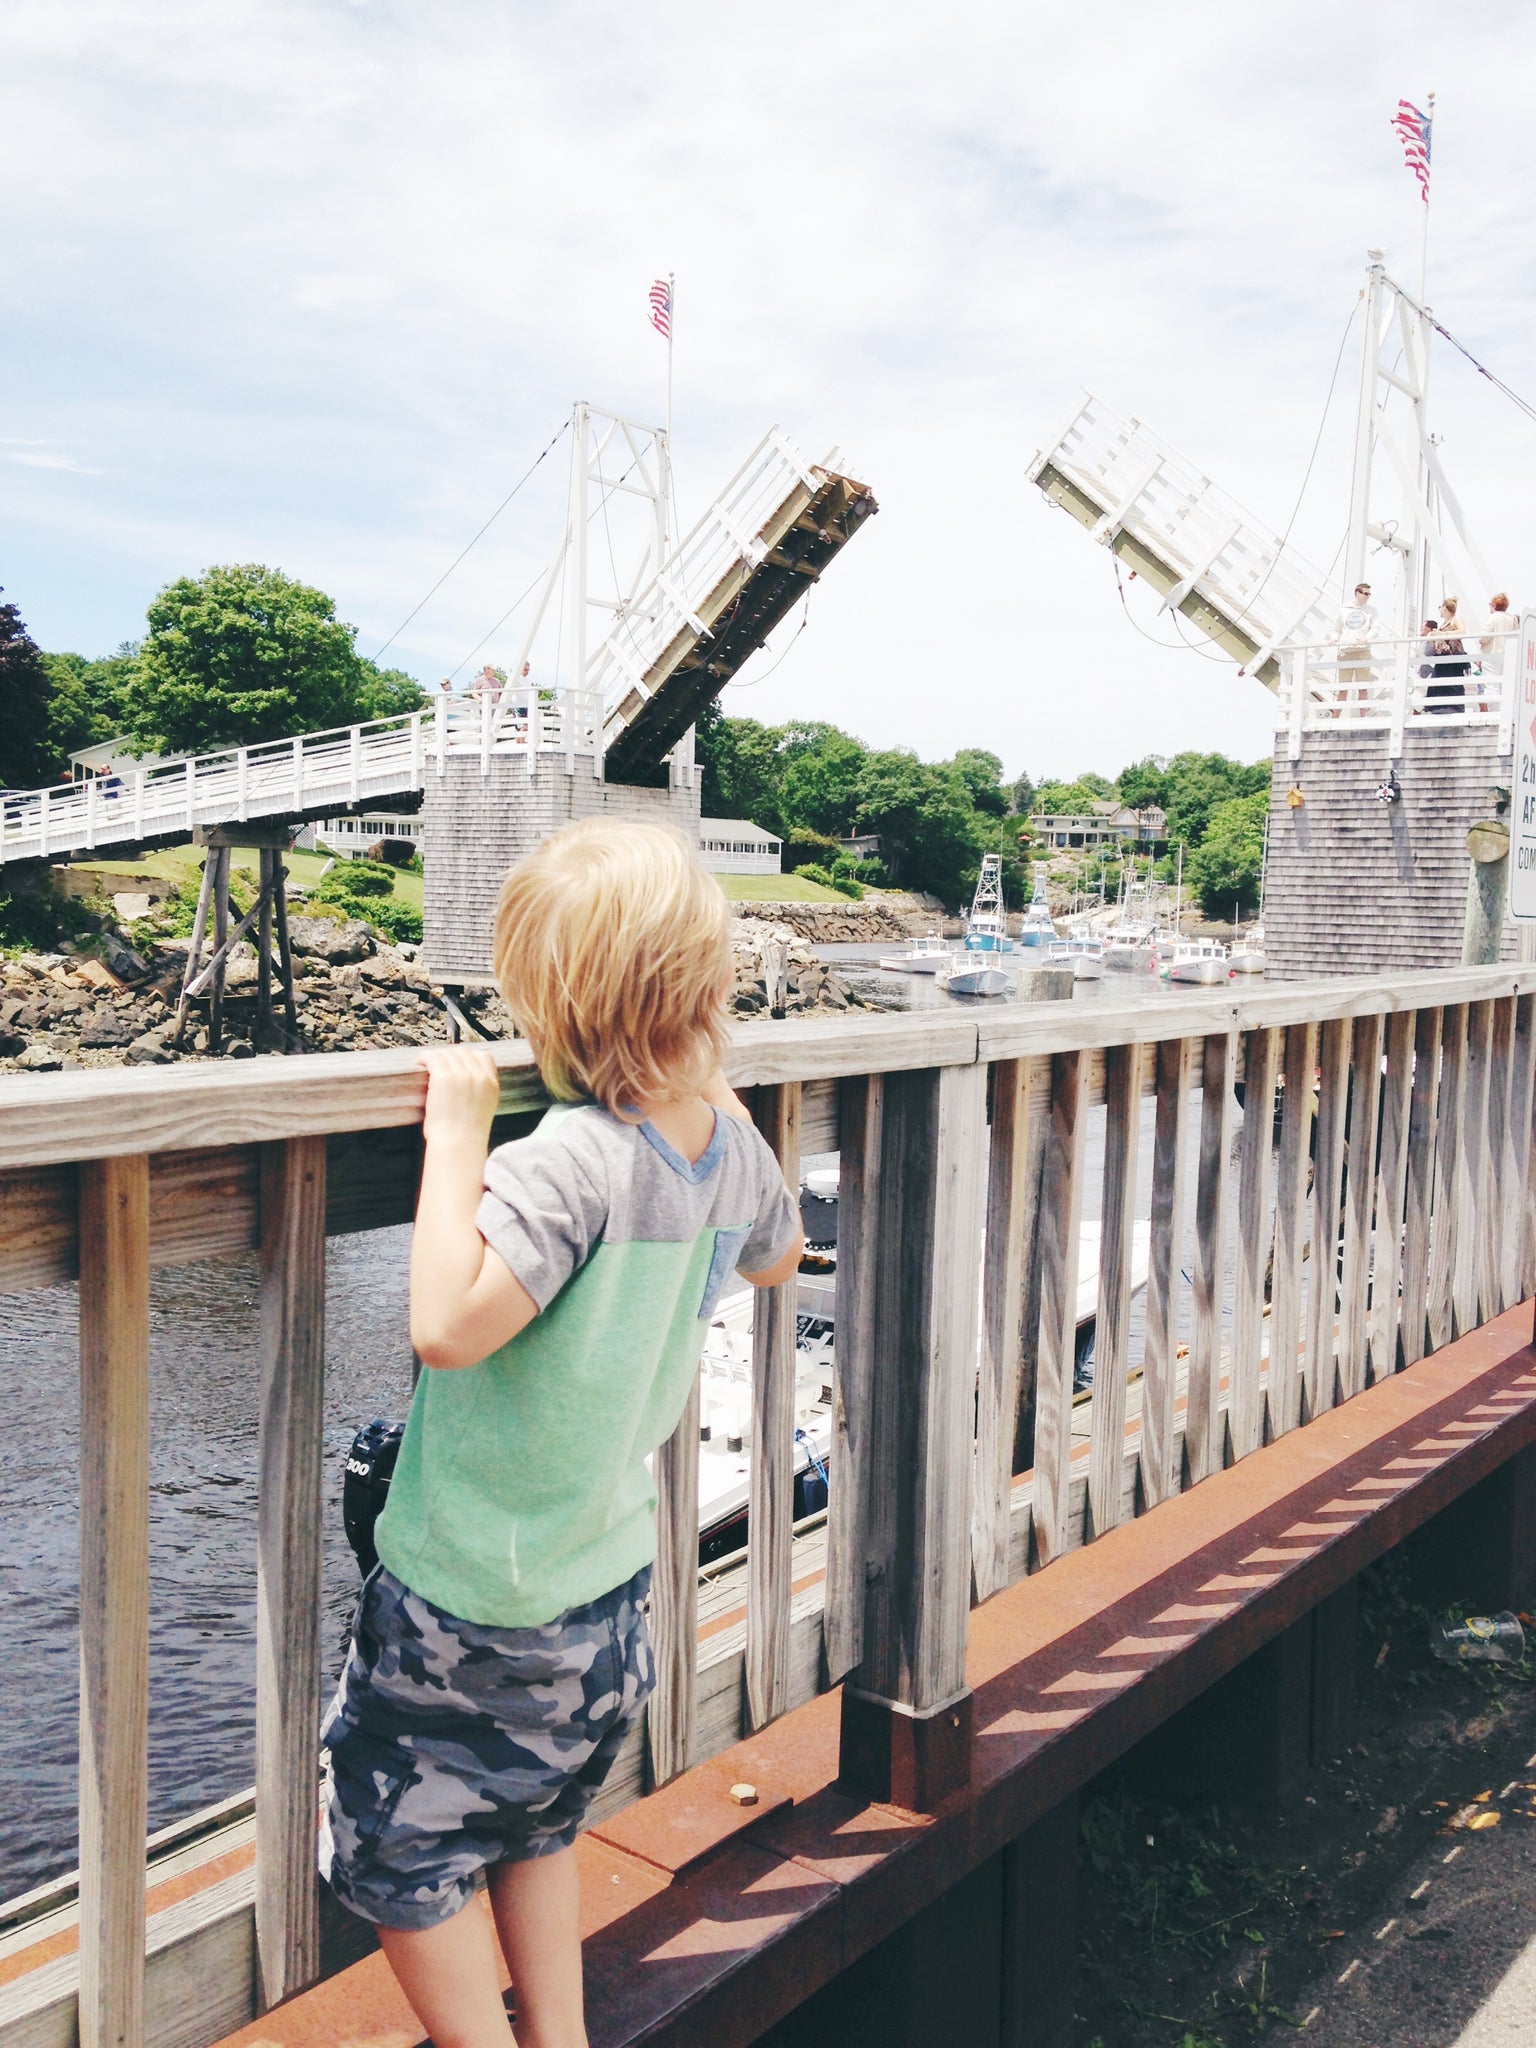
xmin=1226 ymin=296 xmax=1362 ymax=633
xmin=1428 ymin=315 xmax=1536 ymax=428
xmin=723 ymin=594 xmax=811 ymax=688
xmin=373 ymin=418 xmax=571 ymax=662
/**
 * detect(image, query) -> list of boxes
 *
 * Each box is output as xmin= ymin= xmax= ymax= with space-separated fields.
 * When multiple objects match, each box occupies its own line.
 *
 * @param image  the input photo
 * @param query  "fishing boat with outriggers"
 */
xmin=963 ymin=853 xmax=1014 ymax=952
xmin=1017 ymin=871 xmax=1058 ymax=949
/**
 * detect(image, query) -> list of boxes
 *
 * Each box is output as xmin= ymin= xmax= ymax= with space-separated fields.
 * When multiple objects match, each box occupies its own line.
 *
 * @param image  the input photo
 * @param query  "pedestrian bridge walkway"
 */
xmin=0 ymin=430 xmax=876 ymax=869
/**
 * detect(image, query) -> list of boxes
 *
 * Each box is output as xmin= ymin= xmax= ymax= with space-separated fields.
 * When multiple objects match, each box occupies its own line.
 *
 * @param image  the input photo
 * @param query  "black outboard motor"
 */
xmin=342 ymin=1418 xmax=405 ymax=1576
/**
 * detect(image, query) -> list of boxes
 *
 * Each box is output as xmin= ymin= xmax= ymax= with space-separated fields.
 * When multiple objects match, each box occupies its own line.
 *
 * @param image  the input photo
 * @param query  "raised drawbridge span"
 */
xmin=1 ymin=420 xmax=875 ymax=870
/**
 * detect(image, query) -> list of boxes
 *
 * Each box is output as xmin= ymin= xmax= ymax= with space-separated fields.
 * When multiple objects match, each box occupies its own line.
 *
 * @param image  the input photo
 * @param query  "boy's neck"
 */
xmin=633 ymin=1090 xmax=716 ymax=1168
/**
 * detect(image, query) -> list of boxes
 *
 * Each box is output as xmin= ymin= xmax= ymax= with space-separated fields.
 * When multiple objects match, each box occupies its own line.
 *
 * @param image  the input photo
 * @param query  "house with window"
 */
xmin=696 ymin=818 xmax=782 ymax=875
xmin=1029 ymin=799 xmax=1166 ymax=851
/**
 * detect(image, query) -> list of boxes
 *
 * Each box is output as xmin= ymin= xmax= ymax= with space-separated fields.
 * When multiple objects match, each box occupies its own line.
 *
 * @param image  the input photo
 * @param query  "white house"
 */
xmin=696 ymin=818 xmax=782 ymax=875
xmin=306 ymin=814 xmax=424 ymax=855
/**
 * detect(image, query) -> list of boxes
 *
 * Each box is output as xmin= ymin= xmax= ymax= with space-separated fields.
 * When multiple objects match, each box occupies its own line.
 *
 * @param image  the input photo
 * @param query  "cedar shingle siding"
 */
xmin=419 ymin=756 xmax=702 ymax=980
xmin=1266 ymin=728 xmax=1515 ymax=979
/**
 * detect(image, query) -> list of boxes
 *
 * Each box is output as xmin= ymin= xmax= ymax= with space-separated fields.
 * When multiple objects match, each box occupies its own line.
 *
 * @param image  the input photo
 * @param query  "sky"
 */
xmin=6 ymin=0 xmax=1536 ymax=784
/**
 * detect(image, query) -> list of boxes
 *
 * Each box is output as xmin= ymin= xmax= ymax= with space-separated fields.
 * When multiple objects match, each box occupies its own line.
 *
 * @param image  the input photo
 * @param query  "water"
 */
xmin=0 ymin=1229 xmax=415 ymax=1901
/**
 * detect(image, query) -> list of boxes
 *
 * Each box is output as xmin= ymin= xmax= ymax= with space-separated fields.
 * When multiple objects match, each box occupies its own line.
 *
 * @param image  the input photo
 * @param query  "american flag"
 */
xmin=1392 ymin=98 xmax=1432 ymax=202
xmin=648 ymin=277 xmax=672 ymax=340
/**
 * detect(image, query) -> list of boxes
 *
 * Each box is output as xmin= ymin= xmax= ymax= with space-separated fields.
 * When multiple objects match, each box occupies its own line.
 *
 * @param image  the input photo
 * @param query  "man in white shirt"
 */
xmin=1332 ymin=581 xmax=1380 ymax=708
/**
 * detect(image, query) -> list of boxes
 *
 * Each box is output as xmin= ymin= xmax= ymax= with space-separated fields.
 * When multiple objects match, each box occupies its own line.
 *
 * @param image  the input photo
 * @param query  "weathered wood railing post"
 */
xmin=648 ymin=1376 xmax=701 ymax=1785
xmin=746 ymin=1082 xmax=801 ymax=1730
xmin=837 ymin=1061 xmax=987 ymax=1811
xmin=254 ymin=1136 xmax=327 ymax=2009
xmin=973 ymin=1056 xmax=1043 ymax=1601
xmin=78 ymin=1155 xmax=152 ymax=2048
xmin=824 ymin=1073 xmax=881 ymax=1686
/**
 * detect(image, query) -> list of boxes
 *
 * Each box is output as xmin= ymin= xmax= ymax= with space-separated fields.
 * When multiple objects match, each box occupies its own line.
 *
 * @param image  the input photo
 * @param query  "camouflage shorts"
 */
xmin=319 ymin=1564 xmax=653 ymax=1930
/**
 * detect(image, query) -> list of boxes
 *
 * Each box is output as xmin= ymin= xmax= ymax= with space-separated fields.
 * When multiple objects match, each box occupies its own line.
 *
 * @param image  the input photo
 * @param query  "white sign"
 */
xmin=1512 ymin=609 xmax=1536 ymax=921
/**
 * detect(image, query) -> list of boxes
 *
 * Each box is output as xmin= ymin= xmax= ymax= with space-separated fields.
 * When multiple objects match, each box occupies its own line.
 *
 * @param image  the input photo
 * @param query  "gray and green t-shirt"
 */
xmin=374 ymin=1102 xmax=799 ymax=1627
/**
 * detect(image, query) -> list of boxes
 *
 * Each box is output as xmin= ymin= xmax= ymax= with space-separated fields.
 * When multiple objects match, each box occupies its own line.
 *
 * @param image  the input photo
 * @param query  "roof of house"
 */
xmin=698 ymin=817 xmax=782 ymax=842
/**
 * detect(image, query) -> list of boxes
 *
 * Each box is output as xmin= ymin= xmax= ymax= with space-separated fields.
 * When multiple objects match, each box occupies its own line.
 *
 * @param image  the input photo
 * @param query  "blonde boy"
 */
xmin=320 ymin=820 xmax=803 ymax=2048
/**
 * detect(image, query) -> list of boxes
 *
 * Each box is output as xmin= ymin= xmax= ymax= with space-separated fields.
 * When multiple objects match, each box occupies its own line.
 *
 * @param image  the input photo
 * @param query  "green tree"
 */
xmin=693 ymin=703 xmax=786 ymax=833
xmin=120 ymin=563 xmax=420 ymax=755
xmin=854 ymin=751 xmax=993 ymax=905
xmin=353 ymin=663 xmax=427 ymax=722
xmin=1032 ymin=772 xmax=1114 ymax=817
xmin=1188 ymin=791 xmax=1268 ymax=916
xmin=1115 ymin=755 xmax=1168 ymax=810
xmin=40 ymin=644 xmax=143 ymax=766
xmin=777 ymin=721 xmax=864 ymax=837
xmin=0 ymin=589 xmax=54 ymax=789
xmin=1159 ymin=751 xmax=1269 ymax=853
xmin=948 ymin=747 xmax=1009 ymax=818
xmin=1008 ymin=768 xmax=1037 ymax=816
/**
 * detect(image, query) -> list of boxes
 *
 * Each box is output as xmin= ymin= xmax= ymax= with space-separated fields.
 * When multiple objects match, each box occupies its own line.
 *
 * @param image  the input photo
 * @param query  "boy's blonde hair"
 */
xmin=492 ymin=818 xmax=732 ymax=1111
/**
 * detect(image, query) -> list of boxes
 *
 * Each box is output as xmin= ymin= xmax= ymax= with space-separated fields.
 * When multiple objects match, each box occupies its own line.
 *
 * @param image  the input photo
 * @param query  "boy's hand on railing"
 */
xmin=418 ymin=1045 xmax=501 ymax=1147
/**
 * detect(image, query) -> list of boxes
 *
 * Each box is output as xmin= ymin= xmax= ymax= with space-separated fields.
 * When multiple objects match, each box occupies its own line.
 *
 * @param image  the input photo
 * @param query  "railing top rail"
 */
xmin=3 ymin=963 xmax=1535 ymax=1171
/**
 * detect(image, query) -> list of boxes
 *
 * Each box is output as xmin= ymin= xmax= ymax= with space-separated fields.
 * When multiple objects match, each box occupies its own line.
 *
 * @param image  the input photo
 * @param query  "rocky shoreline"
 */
xmin=0 ymin=909 xmax=877 ymax=1073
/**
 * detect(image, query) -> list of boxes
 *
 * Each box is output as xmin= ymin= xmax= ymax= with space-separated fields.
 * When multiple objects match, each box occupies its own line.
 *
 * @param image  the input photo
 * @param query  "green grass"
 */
xmin=76 ymin=845 xmax=840 ymax=911
xmin=75 ymin=842 xmax=422 ymax=912
xmin=716 ymin=872 xmax=848 ymax=903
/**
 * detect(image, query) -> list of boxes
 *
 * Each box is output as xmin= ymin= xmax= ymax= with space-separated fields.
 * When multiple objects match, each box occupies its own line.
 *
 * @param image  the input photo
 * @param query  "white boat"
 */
xmin=692 ymin=1205 xmax=1154 ymax=1552
xmin=1162 ymin=937 xmax=1230 ymax=985
xmin=1229 ymin=923 xmax=1266 ymax=975
xmin=1017 ymin=873 xmax=1058 ymax=949
xmin=938 ymin=961 xmax=1011 ymax=997
xmin=878 ymin=933 xmax=951 ymax=974
xmin=1047 ymin=936 xmax=1105 ymax=981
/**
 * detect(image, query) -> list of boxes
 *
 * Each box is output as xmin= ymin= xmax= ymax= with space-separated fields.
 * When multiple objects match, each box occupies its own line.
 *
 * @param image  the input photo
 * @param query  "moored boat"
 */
xmin=1017 ymin=872 xmax=1058 ymax=949
xmin=938 ymin=960 xmax=1012 ymax=996
xmin=878 ymin=933 xmax=951 ymax=973
xmin=1161 ymin=936 xmax=1230 ymax=985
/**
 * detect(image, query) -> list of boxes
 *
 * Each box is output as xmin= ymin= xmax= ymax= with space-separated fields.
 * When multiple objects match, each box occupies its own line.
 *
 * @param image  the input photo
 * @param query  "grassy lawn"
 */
xmin=74 ymin=847 xmax=842 ymax=913
xmin=717 ymin=872 xmax=848 ymax=903
xmin=74 ymin=842 xmax=423 ymax=911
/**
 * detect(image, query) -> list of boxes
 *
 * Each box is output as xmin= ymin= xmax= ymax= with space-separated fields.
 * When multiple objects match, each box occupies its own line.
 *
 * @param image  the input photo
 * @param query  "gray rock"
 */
xmin=99 ymin=932 xmax=150 ymax=981
xmin=80 ymin=1015 xmax=138 ymax=1048
xmin=223 ymin=1038 xmax=255 ymax=1059
xmin=125 ymin=1034 xmax=173 ymax=1065
xmin=0 ymin=1028 xmax=28 ymax=1057
xmin=16 ymin=1044 xmax=63 ymax=1071
xmin=287 ymin=918 xmax=375 ymax=964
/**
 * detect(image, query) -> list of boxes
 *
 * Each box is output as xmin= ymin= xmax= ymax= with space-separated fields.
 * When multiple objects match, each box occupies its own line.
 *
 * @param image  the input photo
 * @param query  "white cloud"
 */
xmin=4 ymin=0 xmax=1534 ymax=777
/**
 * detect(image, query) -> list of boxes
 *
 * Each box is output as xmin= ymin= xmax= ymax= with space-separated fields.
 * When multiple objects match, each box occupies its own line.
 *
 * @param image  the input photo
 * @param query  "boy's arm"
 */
xmin=410 ymin=1047 xmax=540 ymax=1370
xmin=701 ymin=1065 xmax=806 ymax=1282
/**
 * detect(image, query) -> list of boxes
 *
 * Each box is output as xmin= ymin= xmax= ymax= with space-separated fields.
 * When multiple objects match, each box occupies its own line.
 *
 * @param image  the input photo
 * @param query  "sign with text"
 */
xmin=1512 ymin=608 xmax=1536 ymax=920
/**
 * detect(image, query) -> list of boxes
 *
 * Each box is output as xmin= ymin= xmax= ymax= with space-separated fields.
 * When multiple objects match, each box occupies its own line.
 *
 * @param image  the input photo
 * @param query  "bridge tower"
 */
xmin=420 ymin=404 xmax=876 ymax=983
xmin=1028 ymin=253 xmax=1516 ymax=978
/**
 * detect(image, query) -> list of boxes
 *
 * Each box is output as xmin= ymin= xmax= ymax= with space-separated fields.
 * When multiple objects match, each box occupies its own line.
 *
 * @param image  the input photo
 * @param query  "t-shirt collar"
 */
xmin=637 ymin=1108 xmax=727 ymax=1183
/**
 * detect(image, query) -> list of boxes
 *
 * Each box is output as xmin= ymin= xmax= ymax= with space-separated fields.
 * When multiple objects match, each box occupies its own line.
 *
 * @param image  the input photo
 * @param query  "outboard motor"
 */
xmin=342 ymin=1418 xmax=405 ymax=1576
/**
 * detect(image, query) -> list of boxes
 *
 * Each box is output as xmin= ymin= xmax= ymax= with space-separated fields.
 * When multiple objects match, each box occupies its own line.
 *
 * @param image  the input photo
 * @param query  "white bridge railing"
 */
xmin=1279 ymin=630 xmax=1519 ymax=759
xmin=0 ymin=685 xmax=646 ymax=868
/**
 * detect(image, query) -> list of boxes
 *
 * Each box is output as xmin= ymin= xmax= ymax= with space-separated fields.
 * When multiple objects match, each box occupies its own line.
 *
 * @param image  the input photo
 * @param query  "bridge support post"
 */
xmin=835 ymin=1061 xmax=987 ymax=1812
xmin=176 ymin=825 xmax=301 ymax=1053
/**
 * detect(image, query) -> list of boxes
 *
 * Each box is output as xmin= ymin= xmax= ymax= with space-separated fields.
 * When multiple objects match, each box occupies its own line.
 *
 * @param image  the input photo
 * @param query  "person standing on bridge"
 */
xmin=319 ymin=818 xmax=803 ymax=2048
xmin=1331 ymin=581 xmax=1380 ymax=711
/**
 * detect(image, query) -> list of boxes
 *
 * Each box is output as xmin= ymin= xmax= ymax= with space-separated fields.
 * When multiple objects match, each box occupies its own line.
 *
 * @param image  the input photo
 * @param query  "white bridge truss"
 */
xmin=3 ymin=415 xmax=872 ymax=868
xmin=1029 ymin=254 xmax=1499 ymax=729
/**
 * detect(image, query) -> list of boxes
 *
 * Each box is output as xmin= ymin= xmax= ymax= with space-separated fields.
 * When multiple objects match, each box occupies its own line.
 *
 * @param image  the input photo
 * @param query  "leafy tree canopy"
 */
xmin=0 ymin=589 xmax=54 ymax=790
xmin=1032 ymin=772 xmax=1115 ymax=817
xmin=1188 ymin=790 xmax=1269 ymax=916
xmin=119 ymin=563 xmax=425 ymax=755
xmin=1008 ymin=769 xmax=1037 ymax=817
xmin=1157 ymin=751 xmax=1269 ymax=852
xmin=1114 ymin=755 xmax=1168 ymax=810
xmin=40 ymin=644 xmax=143 ymax=767
xmin=948 ymin=747 xmax=1009 ymax=818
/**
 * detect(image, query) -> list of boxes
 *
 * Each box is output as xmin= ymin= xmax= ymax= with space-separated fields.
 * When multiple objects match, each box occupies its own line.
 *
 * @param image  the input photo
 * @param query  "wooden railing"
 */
xmin=3 ymin=966 xmax=1536 ymax=2047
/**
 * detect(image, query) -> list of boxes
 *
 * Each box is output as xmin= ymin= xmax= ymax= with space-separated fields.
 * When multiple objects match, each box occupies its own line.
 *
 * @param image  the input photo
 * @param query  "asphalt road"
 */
xmin=1260 ymin=1713 xmax=1536 ymax=2045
